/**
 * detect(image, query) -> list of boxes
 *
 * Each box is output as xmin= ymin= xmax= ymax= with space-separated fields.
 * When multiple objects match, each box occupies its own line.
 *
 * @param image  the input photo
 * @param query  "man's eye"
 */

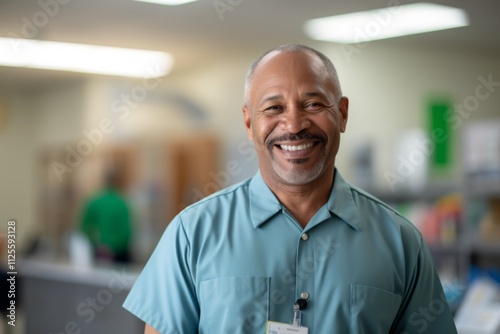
xmin=304 ymin=102 xmax=324 ymax=112
xmin=263 ymin=105 xmax=283 ymax=113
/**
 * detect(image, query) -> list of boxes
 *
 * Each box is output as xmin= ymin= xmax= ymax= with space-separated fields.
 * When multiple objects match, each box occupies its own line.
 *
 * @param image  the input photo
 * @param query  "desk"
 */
xmin=20 ymin=259 xmax=143 ymax=334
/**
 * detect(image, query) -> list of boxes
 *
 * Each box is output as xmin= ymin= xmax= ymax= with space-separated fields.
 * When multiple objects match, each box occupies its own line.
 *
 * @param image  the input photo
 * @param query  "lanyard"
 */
xmin=292 ymin=298 xmax=308 ymax=327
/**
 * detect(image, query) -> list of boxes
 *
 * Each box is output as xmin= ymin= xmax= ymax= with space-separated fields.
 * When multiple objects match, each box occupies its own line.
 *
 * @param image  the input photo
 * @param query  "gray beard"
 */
xmin=270 ymin=150 xmax=326 ymax=185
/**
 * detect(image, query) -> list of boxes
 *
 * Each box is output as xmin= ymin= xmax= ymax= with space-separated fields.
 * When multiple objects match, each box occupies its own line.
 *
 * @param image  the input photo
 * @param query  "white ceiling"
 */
xmin=1 ymin=0 xmax=499 ymax=91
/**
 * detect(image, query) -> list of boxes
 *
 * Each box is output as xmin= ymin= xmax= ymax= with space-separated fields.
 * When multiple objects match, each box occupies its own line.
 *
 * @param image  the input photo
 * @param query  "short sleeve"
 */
xmin=123 ymin=216 xmax=199 ymax=333
xmin=391 ymin=237 xmax=457 ymax=333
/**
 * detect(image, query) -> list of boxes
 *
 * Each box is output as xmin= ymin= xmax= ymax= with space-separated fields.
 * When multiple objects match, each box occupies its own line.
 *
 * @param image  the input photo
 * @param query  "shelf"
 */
xmin=470 ymin=239 xmax=500 ymax=256
xmin=464 ymin=169 xmax=500 ymax=198
xmin=365 ymin=182 xmax=460 ymax=204
xmin=427 ymin=242 xmax=463 ymax=255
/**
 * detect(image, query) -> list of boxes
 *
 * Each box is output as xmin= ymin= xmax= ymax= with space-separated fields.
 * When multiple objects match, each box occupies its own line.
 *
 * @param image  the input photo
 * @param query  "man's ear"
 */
xmin=338 ymin=97 xmax=349 ymax=133
xmin=242 ymin=106 xmax=253 ymax=141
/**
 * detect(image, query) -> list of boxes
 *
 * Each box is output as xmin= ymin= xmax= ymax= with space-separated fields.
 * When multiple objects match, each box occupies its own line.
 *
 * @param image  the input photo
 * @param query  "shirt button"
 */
xmin=300 ymin=292 xmax=310 ymax=300
xmin=301 ymin=233 xmax=309 ymax=241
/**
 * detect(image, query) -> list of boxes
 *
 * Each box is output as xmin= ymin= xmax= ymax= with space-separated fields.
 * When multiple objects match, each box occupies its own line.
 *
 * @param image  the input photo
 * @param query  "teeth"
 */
xmin=280 ymin=142 xmax=314 ymax=151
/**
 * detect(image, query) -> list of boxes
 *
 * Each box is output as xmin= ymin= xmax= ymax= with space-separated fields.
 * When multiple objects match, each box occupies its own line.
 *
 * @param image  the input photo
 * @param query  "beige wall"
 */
xmin=1 ymin=94 xmax=37 ymax=248
xmin=1 ymin=84 xmax=86 ymax=250
xmin=324 ymin=44 xmax=500 ymax=188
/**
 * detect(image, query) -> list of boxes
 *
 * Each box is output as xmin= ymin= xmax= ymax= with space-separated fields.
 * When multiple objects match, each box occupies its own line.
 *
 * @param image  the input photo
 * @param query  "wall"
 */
xmin=0 ymin=83 xmax=86 ymax=250
xmin=0 ymin=93 xmax=37 ymax=249
xmin=324 ymin=43 xmax=500 ymax=189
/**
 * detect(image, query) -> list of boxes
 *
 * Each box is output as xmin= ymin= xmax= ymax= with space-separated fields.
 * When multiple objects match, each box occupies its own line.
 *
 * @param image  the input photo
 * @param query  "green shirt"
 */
xmin=81 ymin=189 xmax=132 ymax=255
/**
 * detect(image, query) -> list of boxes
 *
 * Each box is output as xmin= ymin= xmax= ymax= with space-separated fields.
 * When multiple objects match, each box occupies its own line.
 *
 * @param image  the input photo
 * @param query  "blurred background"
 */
xmin=0 ymin=0 xmax=499 ymax=333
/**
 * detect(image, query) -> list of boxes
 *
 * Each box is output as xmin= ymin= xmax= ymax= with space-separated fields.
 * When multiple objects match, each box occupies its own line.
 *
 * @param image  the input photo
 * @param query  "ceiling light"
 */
xmin=0 ymin=38 xmax=173 ymax=78
xmin=304 ymin=2 xmax=469 ymax=44
xmin=132 ymin=0 xmax=198 ymax=5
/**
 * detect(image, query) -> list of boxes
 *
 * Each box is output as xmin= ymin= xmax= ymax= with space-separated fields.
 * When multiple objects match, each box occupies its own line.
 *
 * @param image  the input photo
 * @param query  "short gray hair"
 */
xmin=243 ymin=44 xmax=342 ymax=107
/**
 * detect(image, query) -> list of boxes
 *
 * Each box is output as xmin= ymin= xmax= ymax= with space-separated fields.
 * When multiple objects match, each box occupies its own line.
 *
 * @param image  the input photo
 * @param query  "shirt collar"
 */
xmin=326 ymin=169 xmax=362 ymax=231
xmin=249 ymin=171 xmax=282 ymax=228
xmin=249 ymin=169 xmax=361 ymax=231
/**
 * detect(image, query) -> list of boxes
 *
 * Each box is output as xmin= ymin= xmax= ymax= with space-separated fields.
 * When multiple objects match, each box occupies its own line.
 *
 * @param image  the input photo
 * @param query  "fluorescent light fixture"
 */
xmin=132 ymin=0 xmax=198 ymax=5
xmin=0 ymin=37 xmax=173 ymax=78
xmin=304 ymin=2 xmax=469 ymax=44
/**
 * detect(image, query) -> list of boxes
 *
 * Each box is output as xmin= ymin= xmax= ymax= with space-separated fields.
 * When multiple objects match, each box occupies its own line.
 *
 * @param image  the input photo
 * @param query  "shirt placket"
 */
xmin=295 ymin=229 xmax=316 ymax=332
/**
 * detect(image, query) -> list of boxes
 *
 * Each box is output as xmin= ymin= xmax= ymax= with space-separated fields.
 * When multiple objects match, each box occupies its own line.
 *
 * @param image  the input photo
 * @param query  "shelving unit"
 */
xmin=462 ymin=120 xmax=500 ymax=278
xmin=372 ymin=185 xmax=500 ymax=280
xmin=465 ymin=198 xmax=500 ymax=273
xmin=364 ymin=121 xmax=500 ymax=291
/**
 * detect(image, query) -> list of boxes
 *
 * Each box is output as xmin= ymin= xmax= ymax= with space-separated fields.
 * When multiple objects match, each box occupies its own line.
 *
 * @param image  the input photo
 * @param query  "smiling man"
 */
xmin=123 ymin=44 xmax=457 ymax=333
xmin=242 ymin=46 xmax=348 ymax=228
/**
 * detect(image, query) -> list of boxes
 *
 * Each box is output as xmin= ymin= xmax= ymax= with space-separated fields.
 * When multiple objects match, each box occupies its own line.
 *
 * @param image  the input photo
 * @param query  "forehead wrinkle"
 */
xmin=303 ymin=91 xmax=325 ymax=98
xmin=263 ymin=94 xmax=282 ymax=101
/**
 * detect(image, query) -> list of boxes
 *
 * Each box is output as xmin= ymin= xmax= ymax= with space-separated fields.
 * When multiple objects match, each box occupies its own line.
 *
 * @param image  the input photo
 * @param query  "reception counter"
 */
xmin=20 ymin=259 xmax=144 ymax=334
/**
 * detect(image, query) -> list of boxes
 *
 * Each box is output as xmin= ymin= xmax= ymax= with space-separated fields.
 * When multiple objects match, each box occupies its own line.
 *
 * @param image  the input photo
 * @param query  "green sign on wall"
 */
xmin=428 ymin=98 xmax=452 ymax=170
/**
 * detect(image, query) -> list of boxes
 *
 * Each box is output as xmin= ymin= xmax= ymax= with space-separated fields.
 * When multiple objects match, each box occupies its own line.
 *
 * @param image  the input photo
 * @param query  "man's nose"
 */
xmin=279 ymin=108 xmax=311 ymax=134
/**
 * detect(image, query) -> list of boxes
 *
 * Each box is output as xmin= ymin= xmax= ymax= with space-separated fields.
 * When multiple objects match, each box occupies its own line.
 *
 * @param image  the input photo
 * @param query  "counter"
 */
xmin=20 ymin=259 xmax=144 ymax=334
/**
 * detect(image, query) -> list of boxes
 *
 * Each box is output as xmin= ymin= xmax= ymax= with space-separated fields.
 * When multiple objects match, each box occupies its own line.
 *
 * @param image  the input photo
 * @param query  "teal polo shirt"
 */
xmin=123 ymin=169 xmax=457 ymax=333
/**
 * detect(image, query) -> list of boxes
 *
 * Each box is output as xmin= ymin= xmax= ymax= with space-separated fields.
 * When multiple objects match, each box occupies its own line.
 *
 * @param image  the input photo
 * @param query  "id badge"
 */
xmin=266 ymin=321 xmax=309 ymax=334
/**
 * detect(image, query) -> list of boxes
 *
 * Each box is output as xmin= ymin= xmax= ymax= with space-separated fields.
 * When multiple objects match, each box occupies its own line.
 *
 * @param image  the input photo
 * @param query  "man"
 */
xmin=123 ymin=44 xmax=457 ymax=333
xmin=80 ymin=168 xmax=132 ymax=263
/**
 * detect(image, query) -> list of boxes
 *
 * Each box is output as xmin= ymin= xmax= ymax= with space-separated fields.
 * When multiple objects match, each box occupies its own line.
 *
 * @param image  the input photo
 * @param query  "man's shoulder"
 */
xmin=346 ymin=183 xmax=426 ymax=259
xmin=350 ymin=184 xmax=405 ymax=216
xmin=180 ymin=176 xmax=253 ymax=216
xmin=348 ymin=183 xmax=422 ymax=235
xmin=165 ymin=176 xmax=255 ymax=239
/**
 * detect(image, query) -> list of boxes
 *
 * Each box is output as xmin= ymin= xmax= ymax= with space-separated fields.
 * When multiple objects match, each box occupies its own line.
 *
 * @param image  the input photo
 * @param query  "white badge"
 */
xmin=266 ymin=321 xmax=309 ymax=334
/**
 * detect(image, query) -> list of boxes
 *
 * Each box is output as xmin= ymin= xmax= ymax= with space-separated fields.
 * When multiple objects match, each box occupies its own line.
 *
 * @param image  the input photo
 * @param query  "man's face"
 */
xmin=243 ymin=50 xmax=348 ymax=187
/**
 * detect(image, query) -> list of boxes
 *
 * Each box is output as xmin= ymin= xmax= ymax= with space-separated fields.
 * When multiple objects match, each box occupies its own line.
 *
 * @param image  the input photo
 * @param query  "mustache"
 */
xmin=266 ymin=130 xmax=326 ymax=149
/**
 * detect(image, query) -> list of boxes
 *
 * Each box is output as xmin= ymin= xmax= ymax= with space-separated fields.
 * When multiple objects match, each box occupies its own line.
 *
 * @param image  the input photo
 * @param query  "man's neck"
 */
xmin=264 ymin=170 xmax=335 ymax=229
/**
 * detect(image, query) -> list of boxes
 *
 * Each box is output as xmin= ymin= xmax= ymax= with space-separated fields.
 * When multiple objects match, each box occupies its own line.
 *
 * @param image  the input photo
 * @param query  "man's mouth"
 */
xmin=267 ymin=131 xmax=326 ymax=151
xmin=278 ymin=142 xmax=315 ymax=151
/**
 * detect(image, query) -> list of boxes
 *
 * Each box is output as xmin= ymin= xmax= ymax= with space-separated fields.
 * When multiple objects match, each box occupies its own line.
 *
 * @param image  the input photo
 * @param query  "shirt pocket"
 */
xmin=199 ymin=276 xmax=270 ymax=334
xmin=350 ymin=284 xmax=402 ymax=334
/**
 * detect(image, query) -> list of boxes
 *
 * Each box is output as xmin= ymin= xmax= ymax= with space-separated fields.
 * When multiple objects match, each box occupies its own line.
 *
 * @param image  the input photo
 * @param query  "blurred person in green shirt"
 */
xmin=80 ymin=168 xmax=132 ymax=263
